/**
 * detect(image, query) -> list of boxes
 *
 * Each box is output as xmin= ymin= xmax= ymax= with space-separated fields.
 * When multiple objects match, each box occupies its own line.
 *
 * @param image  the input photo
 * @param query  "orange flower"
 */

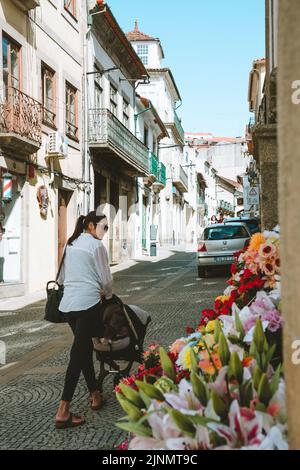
xmin=242 ymin=356 xmax=253 ymax=367
xmin=198 ymin=352 xmax=222 ymax=375
xmin=249 ymin=233 xmax=266 ymax=252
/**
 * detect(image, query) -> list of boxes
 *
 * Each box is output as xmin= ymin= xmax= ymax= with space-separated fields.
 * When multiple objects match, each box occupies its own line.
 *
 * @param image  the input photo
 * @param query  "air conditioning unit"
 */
xmin=46 ymin=132 xmax=68 ymax=159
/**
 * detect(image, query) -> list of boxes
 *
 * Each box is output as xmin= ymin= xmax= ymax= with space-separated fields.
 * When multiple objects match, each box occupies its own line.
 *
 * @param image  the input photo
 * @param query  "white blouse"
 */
xmin=58 ymin=233 xmax=113 ymax=313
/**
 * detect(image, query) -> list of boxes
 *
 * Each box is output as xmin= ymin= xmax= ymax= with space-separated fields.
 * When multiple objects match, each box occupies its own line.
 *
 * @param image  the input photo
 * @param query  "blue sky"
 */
xmin=109 ymin=0 xmax=265 ymax=137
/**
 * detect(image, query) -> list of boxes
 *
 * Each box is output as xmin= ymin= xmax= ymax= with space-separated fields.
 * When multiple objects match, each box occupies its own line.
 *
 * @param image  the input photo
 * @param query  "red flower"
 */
xmin=231 ymin=263 xmax=238 ymax=275
xmin=186 ymin=326 xmax=195 ymax=335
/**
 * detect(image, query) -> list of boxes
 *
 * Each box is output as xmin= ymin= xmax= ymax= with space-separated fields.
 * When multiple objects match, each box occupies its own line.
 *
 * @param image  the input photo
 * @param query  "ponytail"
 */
xmin=67 ymin=215 xmax=85 ymax=245
xmin=67 ymin=211 xmax=107 ymax=245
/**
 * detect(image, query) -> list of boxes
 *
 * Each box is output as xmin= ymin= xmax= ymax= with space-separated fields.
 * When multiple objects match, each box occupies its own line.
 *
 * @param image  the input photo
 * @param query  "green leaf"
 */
xmin=211 ymin=390 xmax=228 ymax=420
xmin=214 ymin=320 xmax=222 ymax=343
xmin=119 ymin=384 xmax=145 ymax=408
xmin=253 ymin=319 xmax=265 ymax=354
xmin=265 ymin=344 xmax=277 ymax=365
xmin=135 ymin=380 xmax=165 ymax=401
xmin=169 ymin=409 xmax=196 ymax=437
xmin=235 ymin=311 xmax=245 ymax=340
xmin=159 ymin=347 xmax=176 ymax=381
xmin=253 ymin=366 xmax=263 ymax=391
xmin=117 ymin=396 xmax=143 ymax=422
xmin=228 ymin=352 xmax=244 ymax=384
xmin=139 ymin=389 xmax=152 ymax=408
xmin=270 ymin=364 xmax=282 ymax=397
xmin=258 ymin=373 xmax=272 ymax=407
xmin=116 ymin=421 xmax=152 ymax=437
xmin=190 ymin=348 xmax=199 ymax=374
xmin=191 ymin=372 xmax=209 ymax=407
xmin=219 ymin=332 xmax=230 ymax=366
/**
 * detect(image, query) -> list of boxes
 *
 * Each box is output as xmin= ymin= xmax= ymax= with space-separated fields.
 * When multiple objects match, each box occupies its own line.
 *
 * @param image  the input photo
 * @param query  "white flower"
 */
xmin=164 ymin=379 xmax=202 ymax=414
xmin=244 ymin=320 xmax=269 ymax=343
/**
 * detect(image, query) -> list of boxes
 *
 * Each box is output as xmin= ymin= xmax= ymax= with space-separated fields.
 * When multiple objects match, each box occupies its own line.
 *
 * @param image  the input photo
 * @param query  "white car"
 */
xmin=197 ymin=223 xmax=251 ymax=278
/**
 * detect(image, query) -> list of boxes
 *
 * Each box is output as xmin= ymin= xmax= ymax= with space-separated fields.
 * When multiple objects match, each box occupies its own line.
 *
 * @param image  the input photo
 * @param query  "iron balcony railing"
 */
xmin=149 ymin=151 xmax=159 ymax=178
xmin=88 ymin=108 xmax=149 ymax=174
xmin=174 ymin=110 xmax=185 ymax=143
xmin=173 ymin=165 xmax=188 ymax=192
xmin=0 ymin=86 xmax=42 ymax=145
xmin=219 ymin=200 xmax=234 ymax=212
xmin=158 ymin=162 xmax=166 ymax=186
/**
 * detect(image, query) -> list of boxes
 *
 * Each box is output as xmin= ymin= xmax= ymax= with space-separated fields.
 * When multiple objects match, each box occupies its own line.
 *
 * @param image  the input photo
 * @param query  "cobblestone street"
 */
xmin=0 ymin=251 xmax=227 ymax=450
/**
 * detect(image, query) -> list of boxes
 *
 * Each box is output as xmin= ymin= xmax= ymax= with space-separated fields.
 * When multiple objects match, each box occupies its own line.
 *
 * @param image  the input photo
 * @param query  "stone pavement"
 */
xmin=0 ymin=250 xmax=227 ymax=450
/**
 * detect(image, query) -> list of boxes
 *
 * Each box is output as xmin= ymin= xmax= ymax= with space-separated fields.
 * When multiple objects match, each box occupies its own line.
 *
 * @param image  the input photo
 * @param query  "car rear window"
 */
xmin=245 ymin=220 xmax=260 ymax=232
xmin=204 ymin=226 xmax=249 ymax=240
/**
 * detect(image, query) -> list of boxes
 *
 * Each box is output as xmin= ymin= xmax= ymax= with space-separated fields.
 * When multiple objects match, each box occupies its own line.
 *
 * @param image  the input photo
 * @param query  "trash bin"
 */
xmin=150 ymin=242 xmax=157 ymax=257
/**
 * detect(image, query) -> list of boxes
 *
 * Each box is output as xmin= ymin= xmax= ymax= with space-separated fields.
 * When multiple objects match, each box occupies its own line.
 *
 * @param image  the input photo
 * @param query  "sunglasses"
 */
xmin=96 ymin=222 xmax=109 ymax=231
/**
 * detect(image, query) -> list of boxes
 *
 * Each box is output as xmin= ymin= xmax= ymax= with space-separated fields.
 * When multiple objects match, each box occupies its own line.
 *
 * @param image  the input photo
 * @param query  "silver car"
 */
xmin=197 ymin=223 xmax=251 ymax=278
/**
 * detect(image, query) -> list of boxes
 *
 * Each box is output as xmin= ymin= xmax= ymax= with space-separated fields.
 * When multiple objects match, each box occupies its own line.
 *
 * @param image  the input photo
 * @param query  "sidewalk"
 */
xmin=0 ymin=243 xmax=196 ymax=312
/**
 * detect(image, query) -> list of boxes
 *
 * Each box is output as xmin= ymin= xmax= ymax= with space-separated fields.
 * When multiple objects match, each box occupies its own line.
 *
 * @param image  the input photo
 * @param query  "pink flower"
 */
xmin=258 ymin=242 xmax=276 ymax=259
xmin=170 ymin=338 xmax=186 ymax=355
xmin=262 ymin=309 xmax=283 ymax=333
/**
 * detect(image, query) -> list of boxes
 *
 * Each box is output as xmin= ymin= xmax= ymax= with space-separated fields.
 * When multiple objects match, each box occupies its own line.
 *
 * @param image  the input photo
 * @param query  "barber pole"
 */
xmin=2 ymin=173 xmax=13 ymax=202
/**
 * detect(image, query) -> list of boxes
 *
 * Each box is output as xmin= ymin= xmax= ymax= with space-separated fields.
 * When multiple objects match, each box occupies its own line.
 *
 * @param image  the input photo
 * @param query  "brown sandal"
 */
xmin=90 ymin=394 xmax=103 ymax=411
xmin=55 ymin=412 xmax=85 ymax=429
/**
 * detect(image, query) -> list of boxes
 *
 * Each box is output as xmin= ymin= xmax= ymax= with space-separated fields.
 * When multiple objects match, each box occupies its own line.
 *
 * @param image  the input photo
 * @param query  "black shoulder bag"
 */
xmin=44 ymin=247 xmax=67 ymax=323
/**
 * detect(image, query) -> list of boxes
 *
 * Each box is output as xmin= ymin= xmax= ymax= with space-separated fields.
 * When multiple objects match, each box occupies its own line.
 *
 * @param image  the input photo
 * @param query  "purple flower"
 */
xmin=262 ymin=309 xmax=283 ymax=333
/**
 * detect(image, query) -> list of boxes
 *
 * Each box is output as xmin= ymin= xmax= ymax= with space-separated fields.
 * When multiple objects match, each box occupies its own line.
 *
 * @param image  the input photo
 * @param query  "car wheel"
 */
xmin=198 ymin=267 xmax=206 ymax=278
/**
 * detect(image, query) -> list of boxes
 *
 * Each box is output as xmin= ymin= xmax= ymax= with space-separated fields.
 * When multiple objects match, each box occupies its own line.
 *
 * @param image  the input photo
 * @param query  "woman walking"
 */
xmin=55 ymin=211 xmax=113 ymax=429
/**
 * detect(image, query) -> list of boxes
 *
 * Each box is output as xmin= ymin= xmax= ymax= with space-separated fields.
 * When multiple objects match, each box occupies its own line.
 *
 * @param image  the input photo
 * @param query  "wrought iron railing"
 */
xmin=0 ymin=86 xmax=42 ymax=145
xmin=158 ymin=162 xmax=166 ymax=186
xmin=174 ymin=110 xmax=185 ymax=143
xmin=149 ymin=152 xmax=159 ymax=178
xmin=173 ymin=165 xmax=188 ymax=190
xmin=88 ymin=108 xmax=149 ymax=173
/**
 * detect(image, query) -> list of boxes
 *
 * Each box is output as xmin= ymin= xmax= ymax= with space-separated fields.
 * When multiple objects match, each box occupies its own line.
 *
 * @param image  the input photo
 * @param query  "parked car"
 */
xmin=197 ymin=223 xmax=251 ymax=278
xmin=224 ymin=217 xmax=261 ymax=235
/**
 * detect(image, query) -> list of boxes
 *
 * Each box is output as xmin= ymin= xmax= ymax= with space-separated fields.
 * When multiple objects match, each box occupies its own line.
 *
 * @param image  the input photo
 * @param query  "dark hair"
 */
xmin=67 ymin=211 xmax=106 ymax=245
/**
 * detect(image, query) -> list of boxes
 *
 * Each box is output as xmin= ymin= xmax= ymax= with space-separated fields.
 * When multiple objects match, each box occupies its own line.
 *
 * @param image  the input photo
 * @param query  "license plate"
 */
xmin=214 ymin=256 xmax=234 ymax=263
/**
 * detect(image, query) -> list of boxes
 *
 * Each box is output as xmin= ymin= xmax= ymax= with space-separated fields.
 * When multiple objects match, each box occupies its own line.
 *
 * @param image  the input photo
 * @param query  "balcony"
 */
xmin=165 ymin=110 xmax=185 ymax=145
xmin=174 ymin=110 xmax=185 ymax=144
xmin=153 ymin=162 xmax=166 ymax=192
xmin=218 ymin=200 xmax=235 ymax=215
xmin=12 ymin=0 xmax=40 ymax=11
xmin=172 ymin=165 xmax=188 ymax=193
xmin=144 ymin=152 xmax=159 ymax=186
xmin=0 ymin=87 xmax=42 ymax=155
xmin=88 ymin=108 xmax=149 ymax=176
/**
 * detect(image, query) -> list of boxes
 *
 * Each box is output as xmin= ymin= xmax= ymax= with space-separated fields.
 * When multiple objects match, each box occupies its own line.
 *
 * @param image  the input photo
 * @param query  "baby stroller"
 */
xmin=92 ymin=296 xmax=151 ymax=391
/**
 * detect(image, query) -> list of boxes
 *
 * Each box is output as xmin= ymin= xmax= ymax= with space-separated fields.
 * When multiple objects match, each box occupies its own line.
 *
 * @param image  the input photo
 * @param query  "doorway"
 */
xmin=58 ymin=189 xmax=71 ymax=264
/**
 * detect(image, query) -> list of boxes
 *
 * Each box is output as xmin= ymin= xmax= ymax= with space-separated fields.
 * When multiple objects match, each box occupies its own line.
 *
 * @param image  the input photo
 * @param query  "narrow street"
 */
xmin=0 ymin=251 xmax=226 ymax=450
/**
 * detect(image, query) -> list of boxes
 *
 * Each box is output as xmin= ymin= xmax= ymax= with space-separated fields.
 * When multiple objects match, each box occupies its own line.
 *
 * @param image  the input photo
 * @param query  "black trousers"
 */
xmin=61 ymin=302 xmax=102 ymax=402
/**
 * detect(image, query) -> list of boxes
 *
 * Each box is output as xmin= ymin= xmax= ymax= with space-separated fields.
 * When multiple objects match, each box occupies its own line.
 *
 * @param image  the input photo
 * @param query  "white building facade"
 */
xmin=127 ymin=21 xmax=187 ymax=247
xmin=0 ymin=0 xmax=86 ymax=298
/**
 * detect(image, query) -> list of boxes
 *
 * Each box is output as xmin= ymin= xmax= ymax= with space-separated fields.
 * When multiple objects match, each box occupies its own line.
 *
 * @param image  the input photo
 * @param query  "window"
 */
xmin=2 ymin=34 xmax=21 ymax=97
xmin=65 ymin=82 xmax=78 ymax=140
xmin=64 ymin=0 xmax=77 ymax=18
xmin=94 ymin=65 xmax=103 ymax=109
xmin=42 ymin=64 xmax=56 ymax=127
xmin=123 ymin=98 xmax=129 ymax=128
xmin=110 ymin=84 xmax=118 ymax=116
xmin=137 ymin=44 xmax=149 ymax=66
xmin=204 ymin=225 xmax=249 ymax=241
